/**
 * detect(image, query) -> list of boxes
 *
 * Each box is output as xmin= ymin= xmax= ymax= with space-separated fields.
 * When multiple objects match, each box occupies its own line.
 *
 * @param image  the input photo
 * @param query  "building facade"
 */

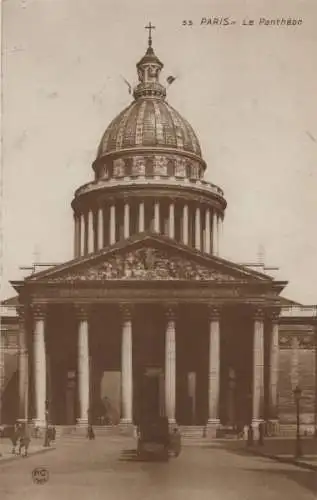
xmin=1 ymin=33 xmax=316 ymax=436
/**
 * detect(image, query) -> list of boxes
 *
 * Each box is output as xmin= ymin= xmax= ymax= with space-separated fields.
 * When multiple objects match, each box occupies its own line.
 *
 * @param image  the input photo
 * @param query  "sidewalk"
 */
xmin=221 ymin=437 xmax=317 ymax=471
xmin=0 ymin=438 xmax=55 ymax=464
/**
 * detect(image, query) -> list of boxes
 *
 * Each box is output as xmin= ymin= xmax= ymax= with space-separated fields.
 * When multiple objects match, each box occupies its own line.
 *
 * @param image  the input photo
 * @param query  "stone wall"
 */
xmin=278 ymin=324 xmax=316 ymax=425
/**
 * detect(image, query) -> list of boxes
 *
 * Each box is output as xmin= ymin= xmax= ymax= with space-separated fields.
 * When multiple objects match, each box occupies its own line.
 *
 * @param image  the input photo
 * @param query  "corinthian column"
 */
xmin=121 ymin=306 xmax=133 ymax=423
xmin=195 ymin=206 xmax=201 ymax=250
xmin=138 ymin=201 xmax=145 ymax=232
xmin=110 ymin=203 xmax=116 ymax=245
xmin=18 ymin=306 xmax=29 ymax=422
xmin=32 ymin=305 xmax=47 ymax=427
xmin=80 ymin=213 xmax=85 ymax=256
xmin=97 ymin=206 xmax=104 ymax=251
xmin=154 ymin=201 xmax=160 ymax=233
xmin=87 ymin=210 xmax=94 ymax=254
xmin=74 ymin=214 xmax=80 ymax=258
xmin=165 ymin=308 xmax=176 ymax=423
xmin=169 ymin=201 xmax=175 ymax=239
xmin=212 ymin=211 xmax=218 ymax=256
xmin=252 ymin=309 xmax=265 ymax=431
xmin=207 ymin=307 xmax=220 ymax=437
xmin=205 ymin=208 xmax=211 ymax=254
xmin=182 ymin=204 xmax=189 ymax=245
xmin=269 ymin=313 xmax=279 ymax=420
xmin=124 ymin=201 xmax=130 ymax=239
xmin=76 ymin=306 xmax=90 ymax=425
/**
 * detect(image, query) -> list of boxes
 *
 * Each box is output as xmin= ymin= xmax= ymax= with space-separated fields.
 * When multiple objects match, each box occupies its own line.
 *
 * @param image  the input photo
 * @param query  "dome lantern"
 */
xmin=133 ymin=22 xmax=166 ymax=100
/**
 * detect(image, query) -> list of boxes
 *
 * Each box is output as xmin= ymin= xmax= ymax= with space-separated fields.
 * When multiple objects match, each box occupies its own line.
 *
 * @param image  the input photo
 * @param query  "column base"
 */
xmin=76 ymin=418 xmax=89 ymax=427
xmin=119 ymin=420 xmax=134 ymax=436
xmin=32 ymin=419 xmax=46 ymax=429
xmin=251 ymin=419 xmax=264 ymax=441
xmin=207 ymin=419 xmax=220 ymax=439
xmin=120 ymin=418 xmax=133 ymax=425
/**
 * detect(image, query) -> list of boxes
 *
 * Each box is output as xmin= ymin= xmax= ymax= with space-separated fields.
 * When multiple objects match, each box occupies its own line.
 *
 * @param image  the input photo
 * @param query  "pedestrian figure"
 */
xmin=87 ymin=424 xmax=95 ymax=440
xmin=258 ymin=421 xmax=264 ymax=446
xmin=247 ymin=424 xmax=253 ymax=446
xmin=51 ymin=425 xmax=56 ymax=442
xmin=243 ymin=424 xmax=249 ymax=442
xmin=11 ymin=423 xmax=21 ymax=455
xmin=44 ymin=426 xmax=51 ymax=447
xmin=170 ymin=427 xmax=181 ymax=457
xmin=19 ymin=423 xmax=31 ymax=457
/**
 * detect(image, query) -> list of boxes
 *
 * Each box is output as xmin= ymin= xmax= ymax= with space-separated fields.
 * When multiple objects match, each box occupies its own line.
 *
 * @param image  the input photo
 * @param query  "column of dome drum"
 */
xmin=73 ymin=198 xmax=223 ymax=259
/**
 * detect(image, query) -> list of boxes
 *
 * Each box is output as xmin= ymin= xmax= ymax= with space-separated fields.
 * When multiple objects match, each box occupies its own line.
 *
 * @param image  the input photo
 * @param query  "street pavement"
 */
xmin=0 ymin=436 xmax=316 ymax=500
xmin=218 ymin=437 xmax=317 ymax=470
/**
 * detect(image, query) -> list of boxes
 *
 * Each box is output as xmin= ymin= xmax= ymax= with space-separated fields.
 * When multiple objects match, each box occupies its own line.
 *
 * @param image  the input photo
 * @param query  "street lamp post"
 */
xmin=44 ymin=399 xmax=50 ymax=447
xmin=293 ymin=386 xmax=302 ymax=458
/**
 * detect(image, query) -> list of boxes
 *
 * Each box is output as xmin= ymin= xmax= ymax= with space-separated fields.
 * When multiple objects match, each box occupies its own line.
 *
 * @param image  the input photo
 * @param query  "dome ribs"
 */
xmin=134 ymin=100 xmax=147 ymax=146
xmin=107 ymin=108 xmax=127 ymax=152
xmin=157 ymin=101 xmax=177 ymax=149
xmin=116 ymin=105 xmax=135 ymax=151
xmin=96 ymin=100 xmax=202 ymax=158
xmin=121 ymin=103 xmax=140 ymax=149
xmin=168 ymin=106 xmax=186 ymax=150
xmin=142 ymin=100 xmax=156 ymax=146
xmin=162 ymin=102 xmax=178 ymax=149
xmin=183 ymin=117 xmax=202 ymax=156
xmin=152 ymin=100 xmax=165 ymax=145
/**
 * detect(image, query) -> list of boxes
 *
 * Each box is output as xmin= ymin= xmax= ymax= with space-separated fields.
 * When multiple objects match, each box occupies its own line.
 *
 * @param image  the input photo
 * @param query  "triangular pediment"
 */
xmin=24 ymin=234 xmax=276 ymax=285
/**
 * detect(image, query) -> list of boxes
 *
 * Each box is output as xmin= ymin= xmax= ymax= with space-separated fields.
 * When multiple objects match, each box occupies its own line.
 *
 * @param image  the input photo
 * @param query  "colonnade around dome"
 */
xmin=73 ymin=196 xmax=223 ymax=258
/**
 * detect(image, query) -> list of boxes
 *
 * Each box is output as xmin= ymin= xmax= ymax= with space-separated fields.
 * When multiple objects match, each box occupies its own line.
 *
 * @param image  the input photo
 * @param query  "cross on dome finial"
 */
xmin=134 ymin=24 xmax=166 ymax=100
xmin=145 ymin=22 xmax=155 ymax=47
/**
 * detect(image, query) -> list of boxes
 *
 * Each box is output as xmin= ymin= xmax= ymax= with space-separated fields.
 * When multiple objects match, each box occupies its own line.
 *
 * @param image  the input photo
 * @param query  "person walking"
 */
xmin=19 ymin=423 xmax=31 ymax=457
xmin=87 ymin=424 xmax=95 ymax=440
xmin=258 ymin=421 xmax=265 ymax=446
xmin=11 ymin=423 xmax=21 ymax=455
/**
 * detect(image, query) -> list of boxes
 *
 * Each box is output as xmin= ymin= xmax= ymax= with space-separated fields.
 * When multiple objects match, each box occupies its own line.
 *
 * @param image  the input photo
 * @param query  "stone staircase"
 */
xmin=278 ymin=423 xmax=316 ymax=437
xmin=49 ymin=423 xmax=316 ymax=444
xmin=54 ymin=424 xmax=209 ymax=444
xmin=179 ymin=425 xmax=206 ymax=438
xmin=179 ymin=426 xmax=208 ymax=445
xmin=54 ymin=424 xmax=134 ymax=441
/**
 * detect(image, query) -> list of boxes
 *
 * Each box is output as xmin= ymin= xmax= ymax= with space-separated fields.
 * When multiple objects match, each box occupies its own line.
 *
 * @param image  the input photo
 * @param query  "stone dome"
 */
xmin=96 ymin=38 xmax=202 ymax=161
xmin=96 ymin=98 xmax=202 ymax=159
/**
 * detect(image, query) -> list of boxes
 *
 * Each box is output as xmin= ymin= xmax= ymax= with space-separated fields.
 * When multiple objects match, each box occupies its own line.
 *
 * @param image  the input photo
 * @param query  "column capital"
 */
xmin=74 ymin=304 xmax=90 ymax=321
xmin=207 ymin=306 xmax=221 ymax=321
xmin=270 ymin=311 xmax=280 ymax=324
xmin=253 ymin=307 xmax=265 ymax=321
xmin=165 ymin=304 xmax=177 ymax=321
xmin=17 ymin=305 xmax=26 ymax=322
xmin=120 ymin=304 xmax=133 ymax=321
xmin=31 ymin=303 xmax=47 ymax=320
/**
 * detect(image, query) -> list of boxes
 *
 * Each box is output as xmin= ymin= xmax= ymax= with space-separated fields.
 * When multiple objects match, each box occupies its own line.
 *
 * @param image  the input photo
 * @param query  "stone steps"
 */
xmin=179 ymin=426 xmax=206 ymax=438
xmin=54 ymin=425 xmax=133 ymax=440
xmin=279 ymin=423 xmax=315 ymax=437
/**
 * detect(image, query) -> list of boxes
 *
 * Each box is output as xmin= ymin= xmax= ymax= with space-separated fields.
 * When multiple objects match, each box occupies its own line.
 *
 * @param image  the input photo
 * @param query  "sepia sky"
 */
xmin=1 ymin=0 xmax=317 ymax=304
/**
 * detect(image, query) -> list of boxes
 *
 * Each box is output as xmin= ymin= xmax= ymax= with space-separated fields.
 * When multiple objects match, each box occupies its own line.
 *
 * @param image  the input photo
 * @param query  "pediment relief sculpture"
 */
xmin=49 ymin=247 xmax=237 ymax=282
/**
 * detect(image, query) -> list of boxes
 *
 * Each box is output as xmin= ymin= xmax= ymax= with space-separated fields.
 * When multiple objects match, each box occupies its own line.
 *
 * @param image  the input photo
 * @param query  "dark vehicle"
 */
xmin=137 ymin=416 xmax=170 ymax=461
